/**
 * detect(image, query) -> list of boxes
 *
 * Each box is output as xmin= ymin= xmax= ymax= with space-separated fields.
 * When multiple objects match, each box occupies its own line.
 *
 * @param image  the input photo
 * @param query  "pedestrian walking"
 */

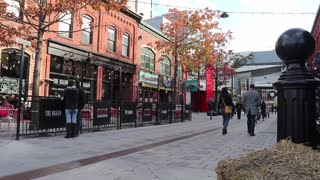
xmin=261 ymin=100 xmax=266 ymax=121
xmin=63 ymin=79 xmax=79 ymax=138
xmin=75 ymin=80 xmax=86 ymax=137
xmin=235 ymin=100 xmax=243 ymax=120
xmin=208 ymin=98 xmax=214 ymax=120
xmin=218 ymin=87 xmax=234 ymax=135
xmin=241 ymin=84 xmax=261 ymax=136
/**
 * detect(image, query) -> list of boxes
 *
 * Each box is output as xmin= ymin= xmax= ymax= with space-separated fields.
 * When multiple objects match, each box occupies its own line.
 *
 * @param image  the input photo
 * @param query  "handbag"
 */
xmin=222 ymin=98 xmax=232 ymax=114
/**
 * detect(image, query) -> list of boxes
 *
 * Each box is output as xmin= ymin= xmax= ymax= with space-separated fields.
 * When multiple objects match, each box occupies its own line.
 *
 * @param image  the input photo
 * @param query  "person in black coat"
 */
xmin=261 ymin=100 xmax=266 ymax=121
xmin=235 ymin=100 xmax=243 ymax=120
xmin=208 ymin=98 xmax=214 ymax=120
xmin=64 ymin=79 xmax=79 ymax=138
xmin=75 ymin=80 xmax=86 ymax=137
xmin=218 ymin=87 xmax=234 ymax=135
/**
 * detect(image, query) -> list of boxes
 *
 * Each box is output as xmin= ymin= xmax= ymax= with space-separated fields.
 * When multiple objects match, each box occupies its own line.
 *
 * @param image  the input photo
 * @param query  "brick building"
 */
xmin=0 ymin=3 xmax=183 ymax=104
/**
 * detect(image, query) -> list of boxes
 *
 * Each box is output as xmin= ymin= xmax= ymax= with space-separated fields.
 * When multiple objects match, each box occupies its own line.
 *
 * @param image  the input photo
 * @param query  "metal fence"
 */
xmin=0 ymin=97 xmax=192 ymax=137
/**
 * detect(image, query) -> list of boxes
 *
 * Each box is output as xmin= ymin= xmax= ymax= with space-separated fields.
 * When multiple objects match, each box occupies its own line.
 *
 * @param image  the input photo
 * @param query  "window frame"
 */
xmin=81 ymin=15 xmax=93 ymax=45
xmin=121 ymin=33 xmax=130 ymax=57
xmin=58 ymin=13 xmax=73 ymax=39
xmin=107 ymin=27 xmax=117 ymax=53
xmin=160 ymin=57 xmax=171 ymax=76
xmin=140 ymin=48 xmax=155 ymax=72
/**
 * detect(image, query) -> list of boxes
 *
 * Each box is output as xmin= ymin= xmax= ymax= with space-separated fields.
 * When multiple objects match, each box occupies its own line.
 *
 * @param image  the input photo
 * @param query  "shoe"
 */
xmin=64 ymin=123 xmax=71 ymax=138
xmin=222 ymin=128 xmax=227 ymax=135
xmin=250 ymin=133 xmax=255 ymax=136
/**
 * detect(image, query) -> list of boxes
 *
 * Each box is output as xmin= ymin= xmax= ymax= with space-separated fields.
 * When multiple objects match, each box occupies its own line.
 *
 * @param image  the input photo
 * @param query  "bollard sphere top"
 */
xmin=275 ymin=28 xmax=315 ymax=64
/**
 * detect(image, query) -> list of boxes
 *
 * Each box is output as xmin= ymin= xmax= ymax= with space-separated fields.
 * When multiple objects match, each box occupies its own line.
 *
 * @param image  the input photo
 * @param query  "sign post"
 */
xmin=15 ymin=37 xmax=31 ymax=140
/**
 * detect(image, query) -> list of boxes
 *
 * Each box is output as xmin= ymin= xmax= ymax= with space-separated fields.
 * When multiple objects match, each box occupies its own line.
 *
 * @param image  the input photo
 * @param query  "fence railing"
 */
xmin=0 ymin=97 xmax=192 ymax=137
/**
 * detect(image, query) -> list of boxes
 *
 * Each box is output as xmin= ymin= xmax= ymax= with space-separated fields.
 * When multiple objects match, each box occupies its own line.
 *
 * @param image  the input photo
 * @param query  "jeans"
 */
xmin=222 ymin=113 xmax=230 ymax=128
xmin=247 ymin=114 xmax=256 ymax=134
xmin=65 ymin=109 xmax=78 ymax=124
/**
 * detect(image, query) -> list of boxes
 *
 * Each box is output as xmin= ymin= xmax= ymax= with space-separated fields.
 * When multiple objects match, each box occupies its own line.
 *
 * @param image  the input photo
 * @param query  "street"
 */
xmin=0 ymin=113 xmax=277 ymax=180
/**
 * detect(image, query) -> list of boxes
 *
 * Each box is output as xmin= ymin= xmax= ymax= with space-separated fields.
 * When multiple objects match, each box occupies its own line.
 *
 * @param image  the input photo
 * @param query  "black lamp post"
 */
xmin=274 ymin=28 xmax=318 ymax=148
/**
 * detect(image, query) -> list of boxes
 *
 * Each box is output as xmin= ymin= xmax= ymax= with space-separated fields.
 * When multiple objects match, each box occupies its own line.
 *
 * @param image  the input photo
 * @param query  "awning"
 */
xmin=141 ymin=82 xmax=172 ymax=91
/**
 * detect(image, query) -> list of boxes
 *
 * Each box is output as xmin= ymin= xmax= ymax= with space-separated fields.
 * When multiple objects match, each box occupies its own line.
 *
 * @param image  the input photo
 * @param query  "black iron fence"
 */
xmin=0 ymin=97 xmax=192 ymax=137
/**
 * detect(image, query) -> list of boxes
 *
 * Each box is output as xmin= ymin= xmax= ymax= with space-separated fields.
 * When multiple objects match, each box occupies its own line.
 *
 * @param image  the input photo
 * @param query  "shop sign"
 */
xmin=163 ymin=76 xmax=171 ymax=88
xmin=139 ymin=71 xmax=158 ymax=85
xmin=83 ymin=82 xmax=91 ymax=88
xmin=97 ymin=108 xmax=108 ymax=118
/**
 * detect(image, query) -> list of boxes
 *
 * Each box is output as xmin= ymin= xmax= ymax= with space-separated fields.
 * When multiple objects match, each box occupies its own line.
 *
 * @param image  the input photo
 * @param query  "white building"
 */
xmin=127 ymin=0 xmax=153 ymax=19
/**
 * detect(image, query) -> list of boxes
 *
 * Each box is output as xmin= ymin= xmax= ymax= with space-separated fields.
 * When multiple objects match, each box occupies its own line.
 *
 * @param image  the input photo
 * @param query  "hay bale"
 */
xmin=215 ymin=140 xmax=320 ymax=180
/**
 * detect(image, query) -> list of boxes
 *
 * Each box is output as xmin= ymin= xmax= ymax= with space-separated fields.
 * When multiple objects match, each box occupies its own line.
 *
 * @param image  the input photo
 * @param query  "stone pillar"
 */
xmin=274 ymin=28 xmax=318 ymax=147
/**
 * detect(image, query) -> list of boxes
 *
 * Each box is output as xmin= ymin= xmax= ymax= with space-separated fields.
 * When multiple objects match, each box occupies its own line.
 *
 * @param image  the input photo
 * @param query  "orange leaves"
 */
xmin=155 ymin=8 xmax=232 ymax=74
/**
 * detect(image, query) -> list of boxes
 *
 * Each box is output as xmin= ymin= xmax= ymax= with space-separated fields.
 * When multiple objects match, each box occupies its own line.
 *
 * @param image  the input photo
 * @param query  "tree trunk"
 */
xmin=32 ymin=18 xmax=45 ymax=97
xmin=172 ymin=50 xmax=178 ymax=123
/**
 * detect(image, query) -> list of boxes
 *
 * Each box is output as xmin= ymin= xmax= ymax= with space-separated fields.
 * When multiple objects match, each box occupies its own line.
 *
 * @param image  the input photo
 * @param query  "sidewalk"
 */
xmin=0 ymin=113 xmax=277 ymax=180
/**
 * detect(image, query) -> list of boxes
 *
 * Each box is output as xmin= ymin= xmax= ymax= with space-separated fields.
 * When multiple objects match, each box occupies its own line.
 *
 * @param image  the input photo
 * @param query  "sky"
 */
xmin=152 ymin=0 xmax=319 ymax=53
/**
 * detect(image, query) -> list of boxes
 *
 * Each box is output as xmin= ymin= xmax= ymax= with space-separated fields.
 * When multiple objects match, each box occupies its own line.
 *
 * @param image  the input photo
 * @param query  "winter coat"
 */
xmin=64 ymin=86 xmax=79 ymax=109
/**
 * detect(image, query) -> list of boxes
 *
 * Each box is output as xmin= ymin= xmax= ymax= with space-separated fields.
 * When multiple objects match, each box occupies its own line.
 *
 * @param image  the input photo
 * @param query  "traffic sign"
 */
xmin=16 ymin=37 xmax=31 ymax=46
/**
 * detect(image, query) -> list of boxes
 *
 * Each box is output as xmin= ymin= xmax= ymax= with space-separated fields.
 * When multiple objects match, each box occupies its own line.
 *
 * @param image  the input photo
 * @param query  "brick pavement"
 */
xmin=0 ymin=113 xmax=277 ymax=180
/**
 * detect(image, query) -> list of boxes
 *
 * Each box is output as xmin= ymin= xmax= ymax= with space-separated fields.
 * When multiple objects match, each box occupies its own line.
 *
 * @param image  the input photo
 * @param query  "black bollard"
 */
xmin=274 ymin=28 xmax=318 ymax=147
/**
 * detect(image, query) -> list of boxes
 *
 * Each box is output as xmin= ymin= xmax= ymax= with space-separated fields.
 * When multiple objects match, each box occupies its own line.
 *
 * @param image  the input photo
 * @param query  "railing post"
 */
xmin=274 ymin=28 xmax=318 ymax=147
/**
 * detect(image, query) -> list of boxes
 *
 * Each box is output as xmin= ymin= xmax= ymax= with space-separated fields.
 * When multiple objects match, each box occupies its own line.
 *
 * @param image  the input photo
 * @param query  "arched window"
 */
xmin=58 ymin=13 xmax=73 ymax=38
xmin=122 ymin=33 xmax=130 ymax=57
xmin=81 ymin=15 xmax=93 ymax=44
xmin=4 ymin=0 xmax=20 ymax=18
xmin=108 ymin=27 xmax=116 ymax=52
xmin=160 ymin=57 xmax=171 ymax=76
xmin=141 ymin=48 xmax=155 ymax=71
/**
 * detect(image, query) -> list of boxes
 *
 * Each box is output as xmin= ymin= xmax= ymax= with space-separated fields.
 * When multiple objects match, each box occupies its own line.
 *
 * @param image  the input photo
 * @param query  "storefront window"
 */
xmin=0 ymin=49 xmax=30 ymax=95
xmin=62 ymin=60 xmax=73 ymax=75
xmin=50 ymin=56 xmax=62 ymax=73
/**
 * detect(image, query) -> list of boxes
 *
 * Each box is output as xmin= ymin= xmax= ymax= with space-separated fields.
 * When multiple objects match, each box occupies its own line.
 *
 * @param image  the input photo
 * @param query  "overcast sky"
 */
xmin=152 ymin=0 xmax=319 ymax=53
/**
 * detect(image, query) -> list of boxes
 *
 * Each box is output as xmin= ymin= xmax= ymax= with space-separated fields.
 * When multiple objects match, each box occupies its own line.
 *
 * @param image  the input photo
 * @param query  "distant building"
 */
xmin=144 ymin=15 xmax=171 ymax=30
xmin=233 ymin=50 xmax=283 ymax=104
xmin=127 ymin=0 xmax=153 ymax=19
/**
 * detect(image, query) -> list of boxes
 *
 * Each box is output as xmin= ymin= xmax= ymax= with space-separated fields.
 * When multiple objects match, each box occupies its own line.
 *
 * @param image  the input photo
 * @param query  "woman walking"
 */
xmin=218 ymin=87 xmax=234 ymax=135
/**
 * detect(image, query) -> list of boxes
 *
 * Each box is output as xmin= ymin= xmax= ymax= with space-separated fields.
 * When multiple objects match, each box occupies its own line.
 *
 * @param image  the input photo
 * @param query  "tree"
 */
xmin=0 ymin=0 xmax=128 ymax=97
xmin=155 ymin=8 xmax=230 ymax=115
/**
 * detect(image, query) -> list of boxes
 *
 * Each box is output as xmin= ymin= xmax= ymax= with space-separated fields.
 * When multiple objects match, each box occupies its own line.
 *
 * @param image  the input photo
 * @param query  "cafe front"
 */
xmin=137 ymin=71 xmax=172 ymax=104
xmin=46 ymin=40 xmax=136 ymax=102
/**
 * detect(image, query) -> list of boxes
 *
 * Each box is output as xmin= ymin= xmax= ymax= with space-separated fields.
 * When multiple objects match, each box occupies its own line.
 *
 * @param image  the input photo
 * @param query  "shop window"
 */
xmin=4 ymin=0 xmax=20 ymax=18
xmin=141 ymin=48 xmax=155 ymax=71
xmin=62 ymin=60 xmax=73 ymax=75
xmin=108 ymin=27 xmax=116 ymax=53
xmin=122 ymin=33 xmax=130 ymax=57
xmin=0 ymin=50 xmax=28 ymax=79
xmin=81 ymin=15 xmax=93 ymax=44
xmin=58 ymin=13 xmax=73 ymax=38
xmin=160 ymin=57 xmax=170 ymax=76
xmin=50 ymin=56 xmax=63 ymax=73
xmin=177 ymin=65 xmax=183 ymax=80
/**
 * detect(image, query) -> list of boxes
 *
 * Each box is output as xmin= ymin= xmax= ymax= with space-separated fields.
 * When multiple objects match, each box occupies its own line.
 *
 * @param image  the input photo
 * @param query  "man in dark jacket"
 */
xmin=64 ymin=79 xmax=79 ymax=138
xmin=75 ymin=80 xmax=86 ymax=136
xmin=208 ymin=98 xmax=214 ymax=120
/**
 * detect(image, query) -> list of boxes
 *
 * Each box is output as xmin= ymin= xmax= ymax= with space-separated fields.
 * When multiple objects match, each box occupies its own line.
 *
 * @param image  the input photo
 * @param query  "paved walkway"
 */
xmin=0 ymin=113 xmax=277 ymax=180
